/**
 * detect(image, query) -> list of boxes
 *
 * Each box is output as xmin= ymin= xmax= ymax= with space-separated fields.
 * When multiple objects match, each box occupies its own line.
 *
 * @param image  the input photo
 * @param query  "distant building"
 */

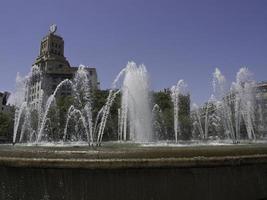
xmin=256 ymin=81 xmax=267 ymax=135
xmin=256 ymin=81 xmax=267 ymax=101
xmin=193 ymin=81 xmax=267 ymax=138
xmin=26 ymin=25 xmax=99 ymax=107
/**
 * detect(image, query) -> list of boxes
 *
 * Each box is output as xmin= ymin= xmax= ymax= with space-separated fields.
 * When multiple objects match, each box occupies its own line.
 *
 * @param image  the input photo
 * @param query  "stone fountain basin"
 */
xmin=0 ymin=143 xmax=267 ymax=200
xmin=0 ymin=143 xmax=267 ymax=169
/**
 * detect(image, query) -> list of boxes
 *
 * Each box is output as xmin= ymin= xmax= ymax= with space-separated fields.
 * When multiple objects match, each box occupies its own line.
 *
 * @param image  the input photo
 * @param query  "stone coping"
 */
xmin=0 ymin=143 xmax=267 ymax=169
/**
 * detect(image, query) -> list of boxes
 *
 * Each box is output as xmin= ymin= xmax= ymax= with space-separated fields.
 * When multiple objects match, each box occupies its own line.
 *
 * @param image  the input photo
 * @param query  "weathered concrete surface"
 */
xmin=0 ymin=143 xmax=267 ymax=169
xmin=0 ymin=144 xmax=267 ymax=200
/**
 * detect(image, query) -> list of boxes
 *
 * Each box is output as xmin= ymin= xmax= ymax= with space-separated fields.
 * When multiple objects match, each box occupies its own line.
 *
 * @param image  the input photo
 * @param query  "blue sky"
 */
xmin=0 ymin=0 xmax=267 ymax=104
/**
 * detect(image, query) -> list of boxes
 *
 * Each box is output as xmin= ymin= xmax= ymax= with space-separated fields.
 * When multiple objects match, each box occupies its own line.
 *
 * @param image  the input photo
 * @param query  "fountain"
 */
xmin=1 ymin=62 xmax=267 ymax=200
xmin=171 ymin=80 xmax=188 ymax=142
xmin=190 ymin=67 xmax=260 ymax=143
xmin=12 ymin=62 xmax=154 ymax=146
xmin=120 ymin=62 xmax=152 ymax=142
xmin=11 ymin=62 xmax=266 ymax=145
xmin=12 ymin=65 xmax=94 ymax=145
xmin=232 ymin=68 xmax=257 ymax=140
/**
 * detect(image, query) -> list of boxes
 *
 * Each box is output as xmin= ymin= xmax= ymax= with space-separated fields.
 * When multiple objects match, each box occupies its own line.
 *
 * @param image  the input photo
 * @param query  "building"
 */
xmin=256 ymin=81 xmax=267 ymax=136
xmin=192 ymin=81 xmax=267 ymax=139
xmin=26 ymin=25 xmax=99 ymax=106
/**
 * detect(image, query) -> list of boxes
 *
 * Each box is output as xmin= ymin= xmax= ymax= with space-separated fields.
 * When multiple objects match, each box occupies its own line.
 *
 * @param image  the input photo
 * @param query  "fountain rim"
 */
xmin=0 ymin=143 xmax=267 ymax=169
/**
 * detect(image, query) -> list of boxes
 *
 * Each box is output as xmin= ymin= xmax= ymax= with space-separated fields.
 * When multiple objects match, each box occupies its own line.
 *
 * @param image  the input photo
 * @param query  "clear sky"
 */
xmin=0 ymin=0 xmax=267 ymax=104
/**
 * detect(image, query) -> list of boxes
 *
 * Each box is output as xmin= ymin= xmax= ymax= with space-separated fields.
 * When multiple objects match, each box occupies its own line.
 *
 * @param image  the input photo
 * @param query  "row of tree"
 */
xmin=90 ymin=90 xmax=191 ymax=141
xmin=0 ymin=110 xmax=14 ymax=142
xmin=0 ymin=89 xmax=192 ymax=143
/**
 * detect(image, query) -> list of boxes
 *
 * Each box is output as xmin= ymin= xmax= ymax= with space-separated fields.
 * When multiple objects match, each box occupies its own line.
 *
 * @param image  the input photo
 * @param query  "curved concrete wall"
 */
xmin=1 ymin=163 xmax=267 ymax=200
xmin=0 ymin=144 xmax=267 ymax=200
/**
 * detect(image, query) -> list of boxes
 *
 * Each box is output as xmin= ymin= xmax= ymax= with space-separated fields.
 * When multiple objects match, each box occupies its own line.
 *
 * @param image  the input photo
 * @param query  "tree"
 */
xmin=153 ymin=91 xmax=191 ymax=140
xmin=0 ymin=110 xmax=14 ymax=142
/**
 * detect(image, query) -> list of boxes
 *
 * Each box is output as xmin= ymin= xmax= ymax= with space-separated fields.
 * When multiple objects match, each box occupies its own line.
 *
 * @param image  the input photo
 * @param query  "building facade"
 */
xmin=256 ymin=81 xmax=267 ymax=136
xmin=26 ymin=25 xmax=99 ymax=107
xmin=192 ymin=81 xmax=267 ymax=139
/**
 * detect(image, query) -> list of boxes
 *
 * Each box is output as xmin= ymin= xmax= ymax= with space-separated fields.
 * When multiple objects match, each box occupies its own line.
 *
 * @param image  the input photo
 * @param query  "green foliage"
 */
xmin=153 ymin=91 xmax=191 ymax=140
xmin=91 ymin=90 xmax=121 ymax=141
xmin=153 ymin=91 xmax=174 ymax=140
xmin=55 ymin=89 xmax=192 ymax=142
xmin=178 ymin=94 xmax=191 ymax=140
xmin=91 ymin=90 xmax=110 ymax=118
xmin=153 ymin=91 xmax=172 ymax=110
xmin=57 ymin=96 xmax=74 ymax=113
xmin=56 ymin=96 xmax=74 ymax=139
xmin=0 ymin=111 xmax=14 ymax=140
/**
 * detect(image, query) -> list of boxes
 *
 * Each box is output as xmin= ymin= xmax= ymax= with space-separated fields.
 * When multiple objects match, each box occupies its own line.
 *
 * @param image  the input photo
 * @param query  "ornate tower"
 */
xmin=27 ymin=24 xmax=99 ymax=108
xmin=34 ymin=24 xmax=71 ymax=72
